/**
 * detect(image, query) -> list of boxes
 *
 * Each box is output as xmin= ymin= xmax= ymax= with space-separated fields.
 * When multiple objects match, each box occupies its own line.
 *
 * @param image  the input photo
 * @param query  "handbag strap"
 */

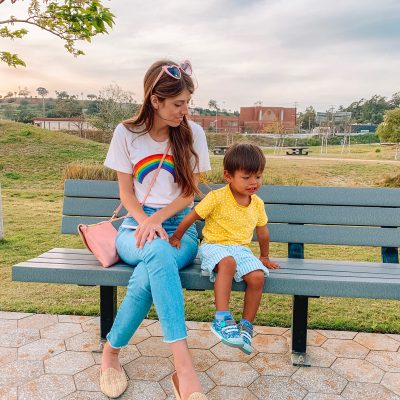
xmin=111 ymin=142 xmax=171 ymax=220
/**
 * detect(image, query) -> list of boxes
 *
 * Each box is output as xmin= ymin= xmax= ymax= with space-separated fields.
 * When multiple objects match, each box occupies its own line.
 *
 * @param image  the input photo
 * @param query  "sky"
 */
xmin=1 ymin=0 xmax=400 ymax=112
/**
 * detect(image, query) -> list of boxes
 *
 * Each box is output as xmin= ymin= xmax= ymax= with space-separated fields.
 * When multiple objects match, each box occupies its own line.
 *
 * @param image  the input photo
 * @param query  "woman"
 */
xmin=101 ymin=59 xmax=211 ymax=400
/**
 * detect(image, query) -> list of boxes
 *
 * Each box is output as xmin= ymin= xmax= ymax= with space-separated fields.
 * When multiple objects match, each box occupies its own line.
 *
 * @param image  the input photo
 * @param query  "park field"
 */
xmin=1 ymin=120 xmax=400 ymax=332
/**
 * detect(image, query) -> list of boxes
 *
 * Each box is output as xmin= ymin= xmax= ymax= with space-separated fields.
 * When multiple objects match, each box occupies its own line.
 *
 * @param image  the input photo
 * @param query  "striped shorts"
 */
xmin=199 ymin=243 xmax=269 ymax=283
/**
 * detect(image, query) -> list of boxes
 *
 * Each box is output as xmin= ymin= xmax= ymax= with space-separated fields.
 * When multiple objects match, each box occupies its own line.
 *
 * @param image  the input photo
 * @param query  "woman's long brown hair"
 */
xmin=123 ymin=60 xmax=200 ymax=197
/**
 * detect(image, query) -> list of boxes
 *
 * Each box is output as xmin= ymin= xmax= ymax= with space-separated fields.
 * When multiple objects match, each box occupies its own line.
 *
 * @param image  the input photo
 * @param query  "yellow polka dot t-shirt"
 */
xmin=194 ymin=185 xmax=268 ymax=245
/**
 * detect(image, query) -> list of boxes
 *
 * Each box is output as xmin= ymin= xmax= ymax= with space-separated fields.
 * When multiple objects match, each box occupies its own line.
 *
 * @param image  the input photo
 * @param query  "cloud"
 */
xmin=0 ymin=0 xmax=399 ymax=111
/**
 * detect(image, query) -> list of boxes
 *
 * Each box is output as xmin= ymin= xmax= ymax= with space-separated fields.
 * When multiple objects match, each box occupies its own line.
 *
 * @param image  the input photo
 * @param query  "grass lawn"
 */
xmin=1 ymin=120 xmax=400 ymax=333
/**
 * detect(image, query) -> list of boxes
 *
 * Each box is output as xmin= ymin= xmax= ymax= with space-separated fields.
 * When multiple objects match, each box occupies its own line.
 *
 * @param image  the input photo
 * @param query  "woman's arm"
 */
xmin=134 ymin=173 xmax=202 ymax=248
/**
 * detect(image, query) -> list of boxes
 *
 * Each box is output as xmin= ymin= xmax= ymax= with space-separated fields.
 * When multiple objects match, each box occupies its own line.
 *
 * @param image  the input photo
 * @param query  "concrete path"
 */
xmin=1 ymin=311 xmax=400 ymax=399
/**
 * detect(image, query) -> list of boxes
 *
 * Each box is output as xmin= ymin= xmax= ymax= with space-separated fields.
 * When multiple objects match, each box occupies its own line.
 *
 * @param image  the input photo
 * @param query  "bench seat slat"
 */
xmin=13 ymin=249 xmax=400 ymax=300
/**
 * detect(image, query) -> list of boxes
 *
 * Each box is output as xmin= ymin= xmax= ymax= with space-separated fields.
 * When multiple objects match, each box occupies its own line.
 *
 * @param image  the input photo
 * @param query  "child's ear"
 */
xmin=223 ymin=170 xmax=232 ymax=182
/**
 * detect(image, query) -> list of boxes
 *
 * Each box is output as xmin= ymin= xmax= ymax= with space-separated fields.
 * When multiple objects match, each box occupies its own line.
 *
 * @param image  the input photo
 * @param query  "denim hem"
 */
xmin=163 ymin=335 xmax=188 ymax=344
xmin=106 ymin=334 xmax=129 ymax=350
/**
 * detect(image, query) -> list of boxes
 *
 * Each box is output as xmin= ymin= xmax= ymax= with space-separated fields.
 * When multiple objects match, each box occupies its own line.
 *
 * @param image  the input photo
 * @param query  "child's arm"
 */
xmin=256 ymin=225 xmax=280 ymax=269
xmin=169 ymin=209 xmax=201 ymax=249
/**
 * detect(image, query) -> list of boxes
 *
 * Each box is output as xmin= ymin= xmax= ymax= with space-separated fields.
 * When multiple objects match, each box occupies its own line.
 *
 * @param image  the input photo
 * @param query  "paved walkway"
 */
xmin=1 ymin=312 xmax=400 ymax=400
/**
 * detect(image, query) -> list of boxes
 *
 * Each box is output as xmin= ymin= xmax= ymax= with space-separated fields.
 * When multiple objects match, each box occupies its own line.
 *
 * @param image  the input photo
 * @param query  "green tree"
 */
xmin=36 ymin=87 xmax=49 ymax=116
xmin=1 ymin=0 xmax=114 ymax=67
xmin=377 ymin=108 xmax=400 ymax=159
xmin=298 ymin=106 xmax=316 ymax=131
xmin=90 ymin=83 xmax=138 ymax=139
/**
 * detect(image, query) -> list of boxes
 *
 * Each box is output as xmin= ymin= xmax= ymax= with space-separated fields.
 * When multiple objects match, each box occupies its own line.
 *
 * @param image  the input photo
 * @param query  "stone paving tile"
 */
xmin=140 ymin=318 xmax=157 ymax=327
xmin=44 ymin=351 xmax=95 ymax=375
xmin=58 ymin=315 xmax=94 ymax=323
xmin=187 ymin=329 xmax=220 ymax=349
xmin=206 ymin=360 xmax=259 ymax=387
xmin=74 ymin=364 xmax=101 ymax=392
xmin=65 ymin=331 xmax=99 ymax=352
xmin=41 ymin=322 xmax=83 ymax=340
xmin=207 ymin=385 xmax=258 ymax=399
xmin=64 ymin=391 xmax=108 ymax=400
xmin=253 ymin=326 xmax=289 ymax=335
xmin=137 ymin=336 xmax=172 ymax=357
xmin=81 ymin=317 xmax=100 ymax=334
xmin=304 ymin=394 xmax=345 ymax=400
xmin=147 ymin=320 xmax=163 ymax=336
xmin=284 ymin=330 xmax=327 ymax=347
xmin=307 ymin=346 xmax=337 ymax=368
xmin=18 ymin=338 xmax=65 ymax=361
xmin=185 ymin=321 xmax=211 ymax=330
xmin=381 ymin=372 xmax=400 ymax=396
xmin=252 ymin=334 xmax=289 ymax=354
xmin=366 ymin=351 xmax=400 ymax=372
xmin=387 ymin=334 xmax=400 ymax=343
xmin=322 ymin=339 xmax=369 ymax=359
xmin=249 ymin=375 xmax=308 ymax=400
xmin=124 ymin=356 xmax=174 ymax=381
xmin=0 ymin=311 xmax=32 ymax=320
xmin=0 ymin=319 xmax=17 ymax=334
xmin=0 ymin=346 xmax=17 ymax=366
xmin=354 ymin=333 xmax=400 ymax=351
xmin=18 ymin=314 xmax=58 ymax=330
xmin=341 ymin=382 xmax=400 ymax=400
xmin=316 ymin=330 xmax=357 ymax=340
xmin=120 ymin=380 xmax=167 ymax=400
xmin=0 ymin=328 xmax=40 ymax=347
xmin=292 ymin=367 xmax=348 ymax=394
xmin=249 ymin=353 xmax=299 ymax=376
xmin=0 ymin=359 xmax=44 ymax=387
xmin=331 ymin=358 xmax=384 ymax=383
xmin=210 ymin=342 xmax=256 ymax=362
xmin=189 ymin=348 xmax=219 ymax=371
xmin=0 ymin=384 xmax=18 ymax=400
xmin=128 ymin=326 xmax=151 ymax=345
xmin=160 ymin=371 xmax=215 ymax=397
xmin=18 ymin=373 xmax=75 ymax=400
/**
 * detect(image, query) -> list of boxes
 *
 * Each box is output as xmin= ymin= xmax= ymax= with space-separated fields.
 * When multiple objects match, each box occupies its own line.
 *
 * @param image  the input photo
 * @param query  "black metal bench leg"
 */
xmin=291 ymin=295 xmax=311 ymax=367
xmin=99 ymin=286 xmax=117 ymax=348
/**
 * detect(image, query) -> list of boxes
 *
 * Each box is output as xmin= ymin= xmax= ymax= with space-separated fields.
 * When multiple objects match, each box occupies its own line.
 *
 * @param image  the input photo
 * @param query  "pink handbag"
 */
xmin=77 ymin=143 xmax=171 ymax=268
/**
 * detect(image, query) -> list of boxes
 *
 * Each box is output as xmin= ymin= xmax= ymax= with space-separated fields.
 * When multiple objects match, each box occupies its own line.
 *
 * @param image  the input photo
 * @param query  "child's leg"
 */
xmin=213 ymin=256 xmax=236 ymax=311
xmin=242 ymin=269 xmax=265 ymax=322
xmin=211 ymin=256 xmax=243 ymax=348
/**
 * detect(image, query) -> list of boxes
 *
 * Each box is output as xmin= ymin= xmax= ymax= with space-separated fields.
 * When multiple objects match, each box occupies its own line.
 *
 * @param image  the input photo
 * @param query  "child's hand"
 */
xmin=260 ymin=256 xmax=280 ymax=269
xmin=169 ymin=235 xmax=181 ymax=249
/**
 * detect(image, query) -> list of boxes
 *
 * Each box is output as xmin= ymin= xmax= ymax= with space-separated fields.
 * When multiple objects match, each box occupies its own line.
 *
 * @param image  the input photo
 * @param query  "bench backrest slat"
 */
xmin=62 ymin=180 xmax=400 ymax=248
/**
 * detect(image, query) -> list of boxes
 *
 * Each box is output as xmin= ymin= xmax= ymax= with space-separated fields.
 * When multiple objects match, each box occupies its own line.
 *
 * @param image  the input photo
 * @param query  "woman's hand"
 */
xmin=135 ymin=215 xmax=168 ymax=249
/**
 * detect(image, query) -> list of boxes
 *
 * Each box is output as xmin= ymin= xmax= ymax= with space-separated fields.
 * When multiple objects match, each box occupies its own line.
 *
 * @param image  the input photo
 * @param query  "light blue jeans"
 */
xmin=106 ymin=206 xmax=198 ymax=347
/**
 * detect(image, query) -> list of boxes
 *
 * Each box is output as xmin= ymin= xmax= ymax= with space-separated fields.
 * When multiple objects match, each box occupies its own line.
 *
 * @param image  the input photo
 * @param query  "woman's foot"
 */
xmin=99 ymin=342 xmax=128 ymax=398
xmin=101 ymin=341 xmax=122 ymax=372
xmin=171 ymin=371 xmax=205 ymax=400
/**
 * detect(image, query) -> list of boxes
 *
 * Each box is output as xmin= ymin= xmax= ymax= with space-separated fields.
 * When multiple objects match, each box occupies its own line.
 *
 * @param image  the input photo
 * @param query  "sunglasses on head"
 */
xmin=151 ymin=60 xmax=193 ymax=92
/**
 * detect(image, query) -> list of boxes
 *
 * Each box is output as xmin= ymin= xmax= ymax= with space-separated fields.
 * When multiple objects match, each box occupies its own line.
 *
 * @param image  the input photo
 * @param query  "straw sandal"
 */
xmin=171 ymin=372 xmax=208 ymax=400
xmin=99 ymin=366 xmax=128 ymax=398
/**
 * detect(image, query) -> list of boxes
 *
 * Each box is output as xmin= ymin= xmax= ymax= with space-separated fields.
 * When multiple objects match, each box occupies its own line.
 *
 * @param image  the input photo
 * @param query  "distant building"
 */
xmin=32 ymin=117 xmax=95 ymax=131
xmin=239 ymin=106 xmax=296 ymax=133
xmin=189 ymin=114 xmax=239 ymax=133
xmin=351 ymin=124 xmax=376 ymax=133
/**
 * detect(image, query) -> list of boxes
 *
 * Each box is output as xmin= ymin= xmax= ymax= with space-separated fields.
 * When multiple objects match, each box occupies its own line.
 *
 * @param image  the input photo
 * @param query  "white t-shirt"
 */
xmin=104 ymin=120 xmax=211 ymax=208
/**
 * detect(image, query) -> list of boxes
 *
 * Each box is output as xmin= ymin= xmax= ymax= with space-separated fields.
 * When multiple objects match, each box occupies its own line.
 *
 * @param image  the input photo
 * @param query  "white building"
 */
xmin=32 ymin=117 xmax=95 ymax=131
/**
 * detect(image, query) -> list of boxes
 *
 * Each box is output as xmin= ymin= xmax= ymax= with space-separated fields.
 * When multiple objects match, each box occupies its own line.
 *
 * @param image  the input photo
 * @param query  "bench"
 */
xmin=213 ymin=146 xmax=228 ymax=155
xmin=12 ymin=179 xmax=400 ymax=366
xmin=286 ymin=147 xmax=309 ymax=156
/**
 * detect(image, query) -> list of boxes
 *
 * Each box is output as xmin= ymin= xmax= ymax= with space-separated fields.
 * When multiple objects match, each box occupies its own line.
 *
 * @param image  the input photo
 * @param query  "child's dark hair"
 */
xmin=223 ymin=143 xmax=266 ymax=174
